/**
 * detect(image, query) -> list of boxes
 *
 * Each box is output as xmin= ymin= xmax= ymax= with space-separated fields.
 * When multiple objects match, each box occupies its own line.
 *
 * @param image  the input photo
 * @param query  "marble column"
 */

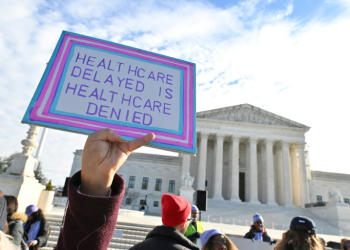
xmin=245 ymin=141 xmax=250 ymax=201
xmin=290 ymin=145 xmax=301 ymax=206
xmin=230 ymin=136 xmax=241 ymax=202
xmin=282 ymin=141 xmax=293 ymax=206
xmin=213 ymin=134 xmax=224 ymax=199
xmin=275 ymin=144 xmax=284 ymax=205
xmin=265 ymin=139 xmax=277 ymax=205
xmin=298 ymin=142 xmax=310 ymax=206
xmin=248 ymin=138 xmax=259 ymax=203
xmin=260 ymin=143 xmax=267 ymax=203
xmin=197 ymin=132 xmax=209 ymax=191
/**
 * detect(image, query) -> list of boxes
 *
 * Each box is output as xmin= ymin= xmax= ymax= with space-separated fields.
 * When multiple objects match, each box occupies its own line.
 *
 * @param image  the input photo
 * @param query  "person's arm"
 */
xmin=8 ymin=222 xmax=23 ymax=246
xmin=263 ymin=230 xmax=271 ymax=243
xmin=244 ymin=230 xmax=255 ymax=239
xmin=186 ymin=233 xmax=200 ymax=242
xmin=55 ymin=129 xmax=155 ymax=250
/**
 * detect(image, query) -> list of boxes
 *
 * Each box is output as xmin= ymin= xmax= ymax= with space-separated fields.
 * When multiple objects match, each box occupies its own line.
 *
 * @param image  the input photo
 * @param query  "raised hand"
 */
xmin=80 ymin=128 xmax=155 ymax=196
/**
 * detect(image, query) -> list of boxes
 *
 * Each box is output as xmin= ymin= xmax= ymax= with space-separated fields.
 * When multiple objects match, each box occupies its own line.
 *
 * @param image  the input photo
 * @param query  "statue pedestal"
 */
xmin=307 ymin=202 xmax=350 ymax=232
xmin=179 ymin=186 xmax=195 ymax=204
xmin=7 ymin=154 xmax=37 ymax=177
xmin=0 ymin=125 xmax=45 ymax=212
xmin=0 ymin=175 xmax=45 ymax=212
xmin=325 ymin=203 xmax=350 ymax=231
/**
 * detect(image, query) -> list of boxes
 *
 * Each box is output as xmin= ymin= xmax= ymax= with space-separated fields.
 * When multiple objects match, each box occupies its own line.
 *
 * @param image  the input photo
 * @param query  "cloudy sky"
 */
xmin=1 ymin=0 xmax=349 ymax=186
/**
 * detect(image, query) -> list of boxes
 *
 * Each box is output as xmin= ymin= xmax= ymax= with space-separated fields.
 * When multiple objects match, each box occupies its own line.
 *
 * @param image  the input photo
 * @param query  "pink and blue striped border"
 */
xmin=22 ymin=31 xmax=196 ymax=154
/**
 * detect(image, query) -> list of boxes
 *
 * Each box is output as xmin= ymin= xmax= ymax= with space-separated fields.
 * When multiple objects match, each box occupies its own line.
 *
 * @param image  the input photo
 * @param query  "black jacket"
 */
xmin=130 ymin=225 xmax=199 ymax=250
xmin=24 ymin=218 xmax=49 ymax=250
xmin=244 ymin=229 xmax=271 ymax=243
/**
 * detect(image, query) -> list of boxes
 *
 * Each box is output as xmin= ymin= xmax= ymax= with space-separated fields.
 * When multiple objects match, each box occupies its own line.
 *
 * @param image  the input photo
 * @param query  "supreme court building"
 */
xmin=69 ymin=104 xmax=350 ymax=215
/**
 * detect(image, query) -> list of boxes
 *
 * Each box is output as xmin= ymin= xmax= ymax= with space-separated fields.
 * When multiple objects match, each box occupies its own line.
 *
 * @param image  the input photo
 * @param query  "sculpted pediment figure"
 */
xmin=197 ymin=104 xmax=310 ymax=129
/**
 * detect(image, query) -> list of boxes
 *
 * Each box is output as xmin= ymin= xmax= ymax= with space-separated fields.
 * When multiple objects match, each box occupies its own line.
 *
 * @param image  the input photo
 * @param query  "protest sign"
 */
xmin=22 ymin=31 xmax=196 ymax=154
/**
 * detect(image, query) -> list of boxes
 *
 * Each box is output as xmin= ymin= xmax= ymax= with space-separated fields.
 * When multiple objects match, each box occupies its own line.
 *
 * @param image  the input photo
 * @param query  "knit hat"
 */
xmin=200 ymin=229 xmax=225 ymax=246
xmin=192 ymin=205 xmax=199 ymax=212
xmin=0 ymin=197 xmax=7 ymax=232
xmin=161 ymin=194 xmax=191 ymax=227
xmin=290 ymin=216 xmax=316 ymax=235
xmin=25 ymin=205 xmax=38 ymax=217
xmin=253 ymin=213 xmax=263 ymax=223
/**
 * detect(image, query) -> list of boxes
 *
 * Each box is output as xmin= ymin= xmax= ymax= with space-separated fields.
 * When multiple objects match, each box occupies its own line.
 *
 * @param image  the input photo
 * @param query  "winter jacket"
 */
xmin=55 ymin=170 xmax=125 ymax=250
xmin=244 ymin=228 xmax=271 ymax=242
xmin=130 ymin=225 xmax=200 ymax=250
xmin=7 ymin=212 xmax=27 ymax=247
xmin=24 ymin=217 xmax=49 ymax=250
xmin=185 ymin=221 xmax=205 ymax=243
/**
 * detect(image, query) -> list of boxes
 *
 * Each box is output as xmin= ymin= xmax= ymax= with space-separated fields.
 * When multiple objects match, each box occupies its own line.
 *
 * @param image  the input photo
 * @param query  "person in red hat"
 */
xmin=130 ymin=193 xmax=199 ymax=250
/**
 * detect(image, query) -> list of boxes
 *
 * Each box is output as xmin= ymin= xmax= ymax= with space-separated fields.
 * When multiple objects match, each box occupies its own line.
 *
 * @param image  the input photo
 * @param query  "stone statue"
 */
xmin=328 ymin=187 xmax=344 ymax=203
xmin=182 ymin=173 xmax=194 ymax=188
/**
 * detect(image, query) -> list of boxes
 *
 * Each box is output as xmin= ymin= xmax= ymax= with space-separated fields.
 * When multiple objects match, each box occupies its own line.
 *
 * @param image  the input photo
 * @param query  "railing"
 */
xmin=205 ymin=216 xmax=332 ymax=235
xmin=53 ymin=197 xmax=68 ymax=207
xmin=108 ymin=227 xmax=150 ymax=249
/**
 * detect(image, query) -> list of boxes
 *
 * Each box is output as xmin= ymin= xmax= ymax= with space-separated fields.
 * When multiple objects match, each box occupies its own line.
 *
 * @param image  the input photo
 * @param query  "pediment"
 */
xmin=196 ymin=104 xmax=310 ymax=129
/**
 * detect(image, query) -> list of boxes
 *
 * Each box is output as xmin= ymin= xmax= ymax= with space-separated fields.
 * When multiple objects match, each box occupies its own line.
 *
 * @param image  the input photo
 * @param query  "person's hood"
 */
xmin=9 ymin=212 xmax=27 ymax=223
xmin=341 ymin=238 xmax=350 ymax=250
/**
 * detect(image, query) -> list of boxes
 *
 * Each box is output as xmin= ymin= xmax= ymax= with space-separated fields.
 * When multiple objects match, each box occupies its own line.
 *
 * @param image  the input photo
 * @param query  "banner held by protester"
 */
xmin=22 ymin=31 xmax=196 ymax=154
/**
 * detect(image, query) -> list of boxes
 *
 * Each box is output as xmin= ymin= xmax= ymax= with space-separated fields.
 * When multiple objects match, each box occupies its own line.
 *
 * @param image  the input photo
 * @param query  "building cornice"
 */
xmin=311 ymin=170 xmax=350 ymax=182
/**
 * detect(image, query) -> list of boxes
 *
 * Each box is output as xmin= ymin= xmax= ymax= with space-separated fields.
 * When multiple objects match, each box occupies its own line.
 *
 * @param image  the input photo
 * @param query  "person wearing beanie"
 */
xmin=200 ymin=229 xmax=238 ymax=250
xmin=274 ymin=216 xmax=324 ymax=250
xmin=244 ymin=213 xmax=271 ymax=242
xmin=185 ymin=205 xmax=205 ymax=245
xmin=130 ymin=194 xmax=199 ymax=250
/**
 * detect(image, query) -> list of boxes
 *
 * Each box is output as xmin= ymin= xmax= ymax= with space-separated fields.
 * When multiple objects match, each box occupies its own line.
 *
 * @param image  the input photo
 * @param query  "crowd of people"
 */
xmin=0 ymin=128 xmax=349 ymax=250
xmin=0 ymin=192 xmax=49 ymax=250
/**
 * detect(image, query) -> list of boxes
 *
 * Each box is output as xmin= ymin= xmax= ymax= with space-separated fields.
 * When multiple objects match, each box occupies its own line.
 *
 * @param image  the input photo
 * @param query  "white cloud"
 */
xmin=0 ymin=0 xmax=349 ymax=185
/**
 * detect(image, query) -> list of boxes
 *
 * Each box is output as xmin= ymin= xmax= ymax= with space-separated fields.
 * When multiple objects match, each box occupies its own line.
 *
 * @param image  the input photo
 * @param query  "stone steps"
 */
xmin=41 ymin=216 xmax=153 ymax=249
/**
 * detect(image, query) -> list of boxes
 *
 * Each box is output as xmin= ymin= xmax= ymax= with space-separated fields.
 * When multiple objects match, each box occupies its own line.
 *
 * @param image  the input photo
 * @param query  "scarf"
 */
xmin=23 ymin=220 xmax=41 ymax=244
xmin=254 ymin=230 xmax=264 ymax=241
